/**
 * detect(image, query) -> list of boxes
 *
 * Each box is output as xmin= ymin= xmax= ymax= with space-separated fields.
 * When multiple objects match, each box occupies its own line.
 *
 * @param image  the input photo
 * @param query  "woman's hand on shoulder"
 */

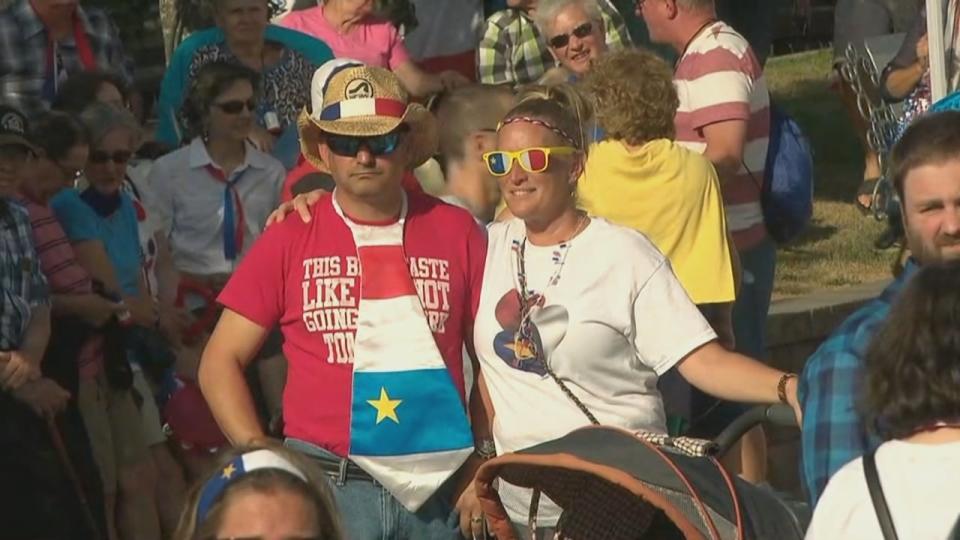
xmin=265 ymin=190 xmax=325 ymax=226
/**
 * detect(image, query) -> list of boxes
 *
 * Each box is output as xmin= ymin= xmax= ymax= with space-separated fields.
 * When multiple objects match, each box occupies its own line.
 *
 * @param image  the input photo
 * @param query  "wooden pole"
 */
xmin=928 ymin=0 xmax=948 ymax=100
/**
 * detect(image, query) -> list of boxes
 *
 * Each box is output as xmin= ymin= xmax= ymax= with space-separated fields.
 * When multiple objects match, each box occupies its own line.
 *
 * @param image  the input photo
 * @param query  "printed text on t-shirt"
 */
xmin=300 ymin=255 xmax=452 ymax=363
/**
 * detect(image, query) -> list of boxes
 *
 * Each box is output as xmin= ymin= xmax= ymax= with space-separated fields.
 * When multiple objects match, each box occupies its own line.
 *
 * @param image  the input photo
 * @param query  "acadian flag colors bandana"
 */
xmin=334 ymin=193 xmax=473 ymax=511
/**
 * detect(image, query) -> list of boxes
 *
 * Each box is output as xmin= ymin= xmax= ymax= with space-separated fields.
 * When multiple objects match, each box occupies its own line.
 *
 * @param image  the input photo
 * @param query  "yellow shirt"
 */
xmin=578 ymin=139 xmax=735 ymax=304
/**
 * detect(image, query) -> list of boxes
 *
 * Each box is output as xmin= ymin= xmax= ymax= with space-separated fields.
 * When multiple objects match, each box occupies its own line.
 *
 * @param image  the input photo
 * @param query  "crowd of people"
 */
xmin=1 ymin=0 xmax=960 ymax=539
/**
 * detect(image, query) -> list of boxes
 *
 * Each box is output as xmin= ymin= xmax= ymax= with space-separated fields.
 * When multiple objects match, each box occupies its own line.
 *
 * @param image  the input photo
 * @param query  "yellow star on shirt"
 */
xmin=367 ymin=387 xmax=402 ymax=424
xmin=221 ymin=463 xmax=237 ymax=480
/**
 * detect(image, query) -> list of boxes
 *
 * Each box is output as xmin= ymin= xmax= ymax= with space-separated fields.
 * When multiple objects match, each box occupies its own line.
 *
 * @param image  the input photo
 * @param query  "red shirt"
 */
xmin=18 ymin=196 xmax=92 ymax=294
xmin=19 ymin=195 xmax=103 ymax=378
xmin=218 ymin=191 xmax=486 ymax=456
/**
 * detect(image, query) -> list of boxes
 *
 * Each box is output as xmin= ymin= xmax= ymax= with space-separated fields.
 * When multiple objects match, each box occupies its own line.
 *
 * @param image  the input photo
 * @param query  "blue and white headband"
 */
xmin=196 ymin=449 xmax=309 ymax=523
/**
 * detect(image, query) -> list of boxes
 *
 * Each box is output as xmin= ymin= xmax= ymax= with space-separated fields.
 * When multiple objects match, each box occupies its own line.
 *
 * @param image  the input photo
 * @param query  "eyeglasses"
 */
xmin=548 ymin=22 xmax=594 ymax=49
xmin=213 ymin=99 xmax=257 ymax=114
xmin=88 ymin=150 xmax=132 ymax=165
xmin=483 ymin=147 xmax=578 ymax=177
xmin=326 ymin=131 xmax=403 ymax=157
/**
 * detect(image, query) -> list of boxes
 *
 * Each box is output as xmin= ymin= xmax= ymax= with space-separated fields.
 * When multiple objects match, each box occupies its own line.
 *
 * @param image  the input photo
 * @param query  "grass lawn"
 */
xmin=765 ymin=49 xmax=894 ymax=298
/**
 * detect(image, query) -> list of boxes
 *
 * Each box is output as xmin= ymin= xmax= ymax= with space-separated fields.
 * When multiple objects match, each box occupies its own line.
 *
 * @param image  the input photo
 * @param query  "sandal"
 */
xmin=855 ymin=177 xmax=880 ymax=215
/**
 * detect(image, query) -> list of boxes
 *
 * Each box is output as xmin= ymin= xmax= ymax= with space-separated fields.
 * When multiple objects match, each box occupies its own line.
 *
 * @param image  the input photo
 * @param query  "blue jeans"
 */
xmin=732 ymin=238 xmax=777 ymax=361
xmin=285 ymin=438 xmax=461 ymax=540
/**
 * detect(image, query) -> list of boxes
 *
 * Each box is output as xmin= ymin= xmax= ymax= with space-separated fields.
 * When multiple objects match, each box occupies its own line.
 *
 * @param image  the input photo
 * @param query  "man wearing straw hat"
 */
xmin=199 ymin=59 xmax=490 ymax=539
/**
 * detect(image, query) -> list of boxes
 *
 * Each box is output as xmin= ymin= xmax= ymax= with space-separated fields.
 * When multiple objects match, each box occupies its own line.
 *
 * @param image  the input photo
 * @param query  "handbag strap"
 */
xmin=528 ymin=367 xmax=596 ymax=539
xmin=863 ymin=449 xmax=899 ymax=540
xmin=545 ymin=362 xmax=598 ymax=426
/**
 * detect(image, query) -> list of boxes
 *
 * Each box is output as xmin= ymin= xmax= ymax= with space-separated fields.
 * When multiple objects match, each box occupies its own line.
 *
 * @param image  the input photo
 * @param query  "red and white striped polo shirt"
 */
xmin=674 ymin=21 xmax=770 ymax=251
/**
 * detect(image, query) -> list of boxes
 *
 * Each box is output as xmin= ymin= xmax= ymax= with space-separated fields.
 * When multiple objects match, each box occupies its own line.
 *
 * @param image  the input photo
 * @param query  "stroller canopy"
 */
xmin=475 ymin=426 xmax=804 ymax=540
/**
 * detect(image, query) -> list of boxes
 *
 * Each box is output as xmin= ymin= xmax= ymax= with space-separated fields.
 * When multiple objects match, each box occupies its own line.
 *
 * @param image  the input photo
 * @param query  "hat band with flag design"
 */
xmin=298 ymin=59 xmax=439 ymax=172
xmin=319 ymin=98 xmax=407 ymax=122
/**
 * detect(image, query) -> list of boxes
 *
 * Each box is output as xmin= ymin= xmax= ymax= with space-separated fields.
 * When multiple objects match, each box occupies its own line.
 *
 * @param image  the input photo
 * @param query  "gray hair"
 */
xmin=532 ymin=0 xmax=603 ymax=37
xmin=78 ymin=102 xmax=142 ymax=150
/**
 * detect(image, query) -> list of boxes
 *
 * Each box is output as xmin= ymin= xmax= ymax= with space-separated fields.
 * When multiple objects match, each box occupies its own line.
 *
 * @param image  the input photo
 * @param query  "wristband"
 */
xmin=777 ymin=373 xmax=797 ymax=404
xmin=475 ymin=439 xmax=496 ymax=460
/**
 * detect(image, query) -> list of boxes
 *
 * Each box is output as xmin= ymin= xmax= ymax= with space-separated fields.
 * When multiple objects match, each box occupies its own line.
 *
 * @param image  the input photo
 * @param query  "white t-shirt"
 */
xmin=474 ymin=217 xmax=717 ymax=525
xmin=806 ymin=439 xmax=960 ymax=540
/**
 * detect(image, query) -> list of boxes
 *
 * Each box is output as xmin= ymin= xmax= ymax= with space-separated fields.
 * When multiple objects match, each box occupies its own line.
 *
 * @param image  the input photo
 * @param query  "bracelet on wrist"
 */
xmin=777 ymin=373 xmax=797 ymax=404
xmin=475 ymin=439 xmax=496 ymax=460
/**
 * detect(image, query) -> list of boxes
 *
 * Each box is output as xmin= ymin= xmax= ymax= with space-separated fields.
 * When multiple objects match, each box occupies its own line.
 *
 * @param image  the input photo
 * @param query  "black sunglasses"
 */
xmin=548 ymin=21 xmax=594 ymax=49
xmin=213 ymin=99 xmax=257 ymax=114
xmin=326 ymin=131 xmax=404 ymax=157
xmin=89 ymin=150 xmax=132 ymax=165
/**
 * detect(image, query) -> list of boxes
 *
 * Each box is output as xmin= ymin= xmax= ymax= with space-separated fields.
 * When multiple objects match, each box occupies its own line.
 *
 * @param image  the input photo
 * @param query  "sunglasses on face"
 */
xmin=213 ymin=99 xmax=257 ymax=114
xmin=88 ymin=150 xmax=132 ymax=165
xmin=548 ymin=21 xmax=594 ymax=49
xmin=326 ymin=131 xmax=403 ymax=157
xmin=483 ymin=147 xmax=577 ymax=177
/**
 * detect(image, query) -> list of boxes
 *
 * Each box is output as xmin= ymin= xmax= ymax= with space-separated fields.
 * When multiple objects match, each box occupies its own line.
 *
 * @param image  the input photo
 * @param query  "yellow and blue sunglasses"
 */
xmin=482 ymin=147 xmax=578 ymax=177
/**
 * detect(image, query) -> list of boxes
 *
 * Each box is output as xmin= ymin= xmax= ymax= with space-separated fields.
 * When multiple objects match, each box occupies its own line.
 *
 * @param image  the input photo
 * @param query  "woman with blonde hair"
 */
xmin=175 ymin=442 xmax=344 ymax=540
xmin=464 ymin=82 xmax=799 ymax=538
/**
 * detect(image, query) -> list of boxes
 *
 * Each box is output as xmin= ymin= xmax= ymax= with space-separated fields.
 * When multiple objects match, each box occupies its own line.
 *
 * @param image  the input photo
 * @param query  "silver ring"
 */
xmin=471 ymin=516 xmax=483 ymax=524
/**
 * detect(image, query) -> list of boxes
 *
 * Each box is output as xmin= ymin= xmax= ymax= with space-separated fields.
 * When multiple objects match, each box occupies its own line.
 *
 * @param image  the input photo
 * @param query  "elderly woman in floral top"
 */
xmin=157 ymin=0 xmax=333 ymax=169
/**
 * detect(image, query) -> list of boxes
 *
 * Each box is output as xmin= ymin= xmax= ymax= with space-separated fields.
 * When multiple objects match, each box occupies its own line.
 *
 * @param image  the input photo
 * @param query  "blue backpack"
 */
xmin=758 ymin=103 xmax=814 ymax=244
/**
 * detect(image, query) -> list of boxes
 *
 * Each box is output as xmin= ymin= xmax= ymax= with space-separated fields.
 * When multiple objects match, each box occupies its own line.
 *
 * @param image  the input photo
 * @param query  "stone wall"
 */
xmin=762 ymin=280 xmax=888 ymax=498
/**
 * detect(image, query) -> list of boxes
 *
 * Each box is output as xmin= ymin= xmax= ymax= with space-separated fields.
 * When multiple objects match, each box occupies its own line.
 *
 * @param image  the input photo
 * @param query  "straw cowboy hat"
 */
xmin=298 ymin=59 xmax=438 ymax=170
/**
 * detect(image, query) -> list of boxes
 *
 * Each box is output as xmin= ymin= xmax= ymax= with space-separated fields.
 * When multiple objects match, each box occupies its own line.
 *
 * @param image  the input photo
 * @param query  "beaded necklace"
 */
xmin=511 ymin=213 xmax=588 ymax=364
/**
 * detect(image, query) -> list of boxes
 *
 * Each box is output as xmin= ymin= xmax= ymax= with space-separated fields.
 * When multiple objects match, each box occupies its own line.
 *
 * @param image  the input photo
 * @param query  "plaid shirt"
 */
xmin=477 ymin=2 xmax=631 ymax=85
xmin=0 ymin=0 xmax=134 ymax=117
xmin=798 ymin=261 xmax=918 ymax=506
xmin=0 ymin=199 xmax=49 ymax=351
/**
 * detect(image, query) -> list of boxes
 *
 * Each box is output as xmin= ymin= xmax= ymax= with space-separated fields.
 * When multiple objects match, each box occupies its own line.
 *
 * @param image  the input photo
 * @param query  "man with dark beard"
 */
xmin=800 ymin=111 xmax=960 ymax=506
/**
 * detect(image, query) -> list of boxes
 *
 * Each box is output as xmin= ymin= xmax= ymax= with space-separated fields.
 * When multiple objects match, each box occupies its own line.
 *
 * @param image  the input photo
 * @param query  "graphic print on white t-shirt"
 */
xmin=474 ymin=217 xmax=717 ymax=526
xmin=491 ymin=254 xmax=571 ymax=377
